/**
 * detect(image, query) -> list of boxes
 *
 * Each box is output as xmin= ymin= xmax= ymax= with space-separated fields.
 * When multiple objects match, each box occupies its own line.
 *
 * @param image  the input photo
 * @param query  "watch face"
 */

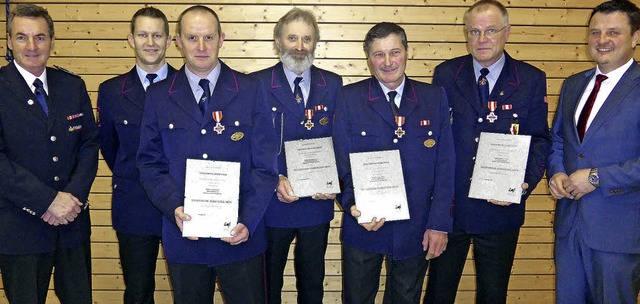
xmin=588 ymin=174 xmax=599 ymax=185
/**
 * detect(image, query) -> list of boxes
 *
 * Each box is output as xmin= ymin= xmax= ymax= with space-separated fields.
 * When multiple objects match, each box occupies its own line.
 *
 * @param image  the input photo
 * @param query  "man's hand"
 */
xmin=174 ymin=206 xmax=198 ymax=241
xmin=45 ymin=192 xmax=83 ymax=225
xmin=350 ymin=205 xmax=385 ymax=231
xmin=423 ymin=229 xmax=448 ymax=260
xmin=221 ymin=223 xmax=249 ymax=245
xmin=41 ymin=210 xmax=63 ymax=226
xmin=566 ymin=168 xmax=596 ymax=200
xmin=276 ymin=175 xmax=299 ymax=203
xmin=311 ymin=193 xmax=337 ymax=200
xmin=549 ymin=173 xmax=572 ymax=199
xmin=488 ymin=183 xmax=529 ymax=206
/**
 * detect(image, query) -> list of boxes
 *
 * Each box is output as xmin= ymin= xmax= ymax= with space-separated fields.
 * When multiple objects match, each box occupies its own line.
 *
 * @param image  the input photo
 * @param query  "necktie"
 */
xmin=294 ymin=77 xmax=305 ymax=111
xmin=477 ymin=68 xmax=490 ymax=106
xmin=198 ymin=79 xmax=211 ymax=116
xmin=388 ymin=91 xmax=398 ymax=115
xmin=33 ymin=79 xmax=49 ymax=116
xmin=145 ymin=73 xmax=157 ymax=90
xmin=577 ymin=74 xmax=608 ymax=141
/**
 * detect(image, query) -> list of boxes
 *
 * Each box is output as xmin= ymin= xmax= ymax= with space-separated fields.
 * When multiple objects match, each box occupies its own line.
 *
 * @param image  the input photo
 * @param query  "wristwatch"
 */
xmin=588 ymin=168 xmax=599 ymax=188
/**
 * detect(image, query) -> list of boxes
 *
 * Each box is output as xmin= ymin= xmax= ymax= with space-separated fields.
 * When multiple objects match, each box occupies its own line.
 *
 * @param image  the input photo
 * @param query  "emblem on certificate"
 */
xmin=394 ymin=115 xmax=405 ymax=138
xmin=319 ymin=117 xmax=329 ymax=125
xmin=212 ymin=111 xmax=225 ymax=135
xmin=486 ymin=101 xmax=498 ymax=123
xmin=304 ymin=109 xmax=315 ymax=130
xmin=424 ymin=139 xmax=436 ymax=148
xmin=231 ymin=132 xmax=244 ymax=141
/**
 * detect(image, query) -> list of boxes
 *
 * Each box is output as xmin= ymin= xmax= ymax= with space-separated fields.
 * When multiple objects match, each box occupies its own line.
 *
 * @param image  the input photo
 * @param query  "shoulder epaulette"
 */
xmin=53 ymin=65 xmax=81 ymax=78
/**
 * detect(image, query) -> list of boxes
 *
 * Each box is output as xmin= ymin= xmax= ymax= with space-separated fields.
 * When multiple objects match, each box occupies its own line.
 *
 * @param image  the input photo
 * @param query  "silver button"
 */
xmin=169 ymin=123 xmax=174 ymax=129
xmin=202 ymin=153 xmax=208 ymax=159
xmin=123 ymin=120 xmax=128 ymax=125
xmin=234 ymin=121 xmax=240 ymax=126
xmin=50 ymin=136 xmax=57 ymax=142
xmin=361 ymin=131 xmax=366 ymax=136
xmin=272 ymin=107 xmax=277 ymax=112
xmin=113 ymin=184 xmax=118 ymax=189
xmin=393 ymin=138 xmax=398 ymax=144
xmin=54 ymin=176 xmax=60 ymax=181
xmin=513 ymin=113 xmax=518 ymax=118
xmin=428 ymin=131 xmax=433 ymax=136
xmin=324 ymin=106 xmax=328 ymax=111
xmin=27 ymin=99 xmax=34 ymax=105
xmin=472 ymin=156 xmax=476 ymax=160
xmin=300 ymin=121 xmax=304 ymax=125
xmin=52 ymin=156 xmax=59 ymax=162
xmin=475 ymin=137 xmax=479 ymax=143
xmin=478 ymin=118 xmax=483 ymax=123
xmin=201 ymin=129 xmax=207 ymax=135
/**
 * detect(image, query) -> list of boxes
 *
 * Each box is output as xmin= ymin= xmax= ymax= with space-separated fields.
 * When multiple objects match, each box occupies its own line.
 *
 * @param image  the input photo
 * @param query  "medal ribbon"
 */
xmin=488 ymin=101 xmax=497 ymax=112
xmin=395 ymin=115 xmax=405 ymax=127
xmin=212 ymin=111 xmax=223 ymax=123
xmin=305 ymin=109 xmax=314 ymax=120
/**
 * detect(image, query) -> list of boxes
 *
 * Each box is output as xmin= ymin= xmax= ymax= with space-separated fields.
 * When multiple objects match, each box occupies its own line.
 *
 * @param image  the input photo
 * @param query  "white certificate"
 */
xmin=284 ymin=137 xmax=340 ymax=198
xmin=183 ymin=159 xmax=240 ymax=238
xmin=468 ymin=132 xmax=531 ymax=204
xmin=349 ymin=150 xmax=410 ymax=224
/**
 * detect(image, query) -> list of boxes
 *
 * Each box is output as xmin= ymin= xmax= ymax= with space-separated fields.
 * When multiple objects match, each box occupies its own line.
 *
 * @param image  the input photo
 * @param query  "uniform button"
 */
xmin=50 ymin=136 xmax=57 ymax=142
xmin=235 ymin=121 xmax=240 ymax=126
xmin=169 ymin=123 xmax=174 ymax=129
xmin=475 ymin=137 xmax=479 ymax=143
xmin=123 ymin=120 xmax=128 ymax=125
xmin=513 ymin=113 xmax=519 ymax=118
xmin=272 ymin=107 xmax=277 ymax=112
xmin=52 ymin=156 xmax=59 ymax=162
xmin=202 ymin=153 xmax=208 ymax=159
xmin=201 ymin=129 xmax=207 ymax=135
xmin=478 ymin=118 xmax=483 ymax=123
xmin=361 ymin=131 xmax=366 ymax=136
xmin=27 ymin=99 xmax=34 ymax=105
xmin=54 ymin=176 xmax=60 ymax=182
xmin=300 ymin=121 xmax=304 ymax=125
xmin=472 ymin=156 xmax=476 ymax=160
xmin=393 ymin=138 xmax=398 ymax=144
xmin=578 ymin=153 xmax=585 ymax=158
xmin=428 ymin=131 xmax=433 ymax=136
xmin=324 ymin=106 xmax=328 ymax=111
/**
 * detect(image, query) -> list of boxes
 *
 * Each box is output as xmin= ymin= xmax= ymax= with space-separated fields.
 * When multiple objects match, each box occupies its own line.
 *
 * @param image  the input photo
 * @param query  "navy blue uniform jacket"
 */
xmin=433 ymin=53 xmax=550 ymax=234
xmin=250 ymin=62 xmax=342 ymax=228
xmin=137 ymin=62 xmax=278 ymax=266
xmin=98 ymin=65 xmax=176 ymax=236
xmin=333 ymin=77 xmax=455 ymax=260
xmin=0 ymin=62 xmax=98 ymax=254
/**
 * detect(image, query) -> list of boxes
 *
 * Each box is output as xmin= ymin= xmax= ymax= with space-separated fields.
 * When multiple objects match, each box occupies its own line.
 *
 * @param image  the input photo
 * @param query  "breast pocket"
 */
xmin=158 ymin=119 xmax=191 ymax=161
xmin=350 ymin=123 xmax=385 ymax=152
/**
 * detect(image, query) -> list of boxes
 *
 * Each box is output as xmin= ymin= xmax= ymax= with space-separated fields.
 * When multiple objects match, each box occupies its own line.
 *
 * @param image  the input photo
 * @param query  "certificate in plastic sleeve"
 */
xmin=468 ymin=132 xmax=531 ymax=204
xmin=183 ymin=159 xmax=240 ymax=238
xmin=284 ymin=137 xmax=340 ymax=198
xmin=349 ymin=150 xmax=409 ymax=224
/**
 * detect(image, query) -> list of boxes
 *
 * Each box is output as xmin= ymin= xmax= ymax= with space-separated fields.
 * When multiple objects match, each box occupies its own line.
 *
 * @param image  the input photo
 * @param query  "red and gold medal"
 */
xmin=212 ymin=111 xmax=225 ymax=134
xmin=304 ymin=109 xmax=315 ymax=130
xmin=395 ymin=115 xmax=406 ymax=138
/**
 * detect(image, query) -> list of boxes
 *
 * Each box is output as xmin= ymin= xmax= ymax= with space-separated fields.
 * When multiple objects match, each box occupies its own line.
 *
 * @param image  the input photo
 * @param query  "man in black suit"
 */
xmin=97 ymin=7 xmax=175 ymax=304
xmin=0 ymin=4 xmax=98 ymax=304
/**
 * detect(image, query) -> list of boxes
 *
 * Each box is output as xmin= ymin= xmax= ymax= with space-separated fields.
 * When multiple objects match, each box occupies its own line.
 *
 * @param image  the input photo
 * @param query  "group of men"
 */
xmin=0 ymin=0 xmax=639 ymax=303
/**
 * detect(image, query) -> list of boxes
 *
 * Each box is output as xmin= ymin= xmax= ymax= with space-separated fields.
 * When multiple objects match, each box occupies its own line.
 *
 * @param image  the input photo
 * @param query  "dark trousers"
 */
xmin=343 ymin=245 xmax=428 ymax=304
xmin=168 ymin=254 xmax=265 ymax=304
xmin=266 ymin=223 xmax=329 ymax=304
xmin=0 ymin=239 xmax=92 ymax=304
xmin=555 ymin=219 xmax=640 ymax=304
xmin=424 ymin=229 xmax=519 ymax=304
xmin=117 ymin=232 xmax=161 ymax=304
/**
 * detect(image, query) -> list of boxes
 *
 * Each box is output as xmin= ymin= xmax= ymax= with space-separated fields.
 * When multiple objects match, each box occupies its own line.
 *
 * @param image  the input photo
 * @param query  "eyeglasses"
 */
xmin=467 ymin=26 xmax=507 ymax=39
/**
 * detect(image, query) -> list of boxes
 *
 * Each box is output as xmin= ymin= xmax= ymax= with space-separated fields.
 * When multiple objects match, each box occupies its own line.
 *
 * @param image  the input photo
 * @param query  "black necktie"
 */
xmin=33 ymin=79 xmax=49 ymax=116
xmin=577 ymin=74 xmax=608 ymax=141
xmin=294 ymin=77 xmax=305 ymax=111
xmin=388 ymin=91 xmax=398 ymax=115
xmin=198 ymin=79 xmax=211 ymax=116
xmin=145 ymin=73 xmax=157 ymax=90
xmin=477 ymin=68 xmax=490 ymax=106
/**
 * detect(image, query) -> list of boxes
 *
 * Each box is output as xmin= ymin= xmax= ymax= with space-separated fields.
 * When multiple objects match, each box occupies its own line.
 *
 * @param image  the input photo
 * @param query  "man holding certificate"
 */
xmin=137 ymin=5 xmax=278 ymax=304
xmin=333 ymin=22 xmax=455 ymax=303
xmin=250 ymin=8 xmax=342 ymax=304
xmin=425 ymin=1 xmax=550 ymax=303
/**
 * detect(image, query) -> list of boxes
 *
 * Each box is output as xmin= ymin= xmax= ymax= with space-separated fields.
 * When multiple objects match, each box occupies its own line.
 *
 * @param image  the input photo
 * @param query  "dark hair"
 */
xmin=177 ymin=5 xmax=221 ymax=37
xmin=464 ymin=0 xmax=509 ymax=27
xmin=130 ymin=7 xmax=169 ymax=36
xmin=274 ymin=8 xmax=320 ymax=42
xmin=363 ymin=22 xmax=408 ymax=55
xmin=7 ymin=4 xmax=54 ymax=38
xmin=590 ymin=0 xmax=640 ymax=33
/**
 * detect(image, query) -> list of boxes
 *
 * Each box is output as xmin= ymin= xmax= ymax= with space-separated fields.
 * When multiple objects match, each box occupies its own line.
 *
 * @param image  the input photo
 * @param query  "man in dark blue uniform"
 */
xmin=250 ymin=8 xmax=342 ymax=304
xmin=137 ymin=5 xmax=278 ymax=304
xmin=333 ymin=22 xmax=455 ymax=304
xmin=424 ymin=1 xmax=550 ymax=303
xmin=97 ymin=7 xmax=175 ymax=304
xmin=0 ymin=4 xmax=98 ymax=304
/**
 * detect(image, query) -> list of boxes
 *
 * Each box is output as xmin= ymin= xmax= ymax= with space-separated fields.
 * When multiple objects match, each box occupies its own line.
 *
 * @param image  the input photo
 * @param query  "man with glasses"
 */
xmin=424 ymin=1 xmax=550 ymax=303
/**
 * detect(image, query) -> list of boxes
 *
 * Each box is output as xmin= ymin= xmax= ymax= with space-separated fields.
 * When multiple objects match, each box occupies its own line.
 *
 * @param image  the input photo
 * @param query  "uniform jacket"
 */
xmin=137 ymin=62 xmax=279 ymax=266
xmin=0 ymin=62 xmax=98 ymax=254
xmin=548 ymin=62 xmax=640 ymax=254
xmin=433 ymin=53 xmax=550 ymax=234
xmin=333 ymin=76 xmax=455 ymax=260
xmin=250 ymin=62 xmax=342 ymax=228
xmin=98 ymin=65 xmax=176 ymax=236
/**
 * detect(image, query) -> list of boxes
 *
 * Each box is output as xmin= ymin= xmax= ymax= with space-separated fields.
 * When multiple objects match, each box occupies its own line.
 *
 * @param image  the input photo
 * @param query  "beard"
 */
xmin=279 ymin=48 xmax=314 ymax=75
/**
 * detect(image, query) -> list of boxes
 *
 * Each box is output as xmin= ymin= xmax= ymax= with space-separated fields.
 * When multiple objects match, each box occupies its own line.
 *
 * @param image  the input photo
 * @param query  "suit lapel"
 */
xmin=270 ymin=62 xmax=302 ymax=117
xmin=569 ymin=70 xmax=593 ymax=143
xmin=121 ymin=67 xmax=145 ymax=111
xmin=454 ymin=56 xmax=484 ymax=115
xmin=367 ymin=78 xmax=396 ymax=129
xmin=167 ymin=67 xmax=202 ymax=123
xmin=584 ymin=63 xmax=640 ymax=143
xmin=3 ymin=62 xmax=48 ymax=121
xmin=307 ymin=66 xmax=329 ymax=111
xmin=398 ymin=77 xmax=418 ymax=119
xmin=207 ymin=62 xmax=239 ymax=125
xmin=491 ymin=53 xmax=520 ymax=104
